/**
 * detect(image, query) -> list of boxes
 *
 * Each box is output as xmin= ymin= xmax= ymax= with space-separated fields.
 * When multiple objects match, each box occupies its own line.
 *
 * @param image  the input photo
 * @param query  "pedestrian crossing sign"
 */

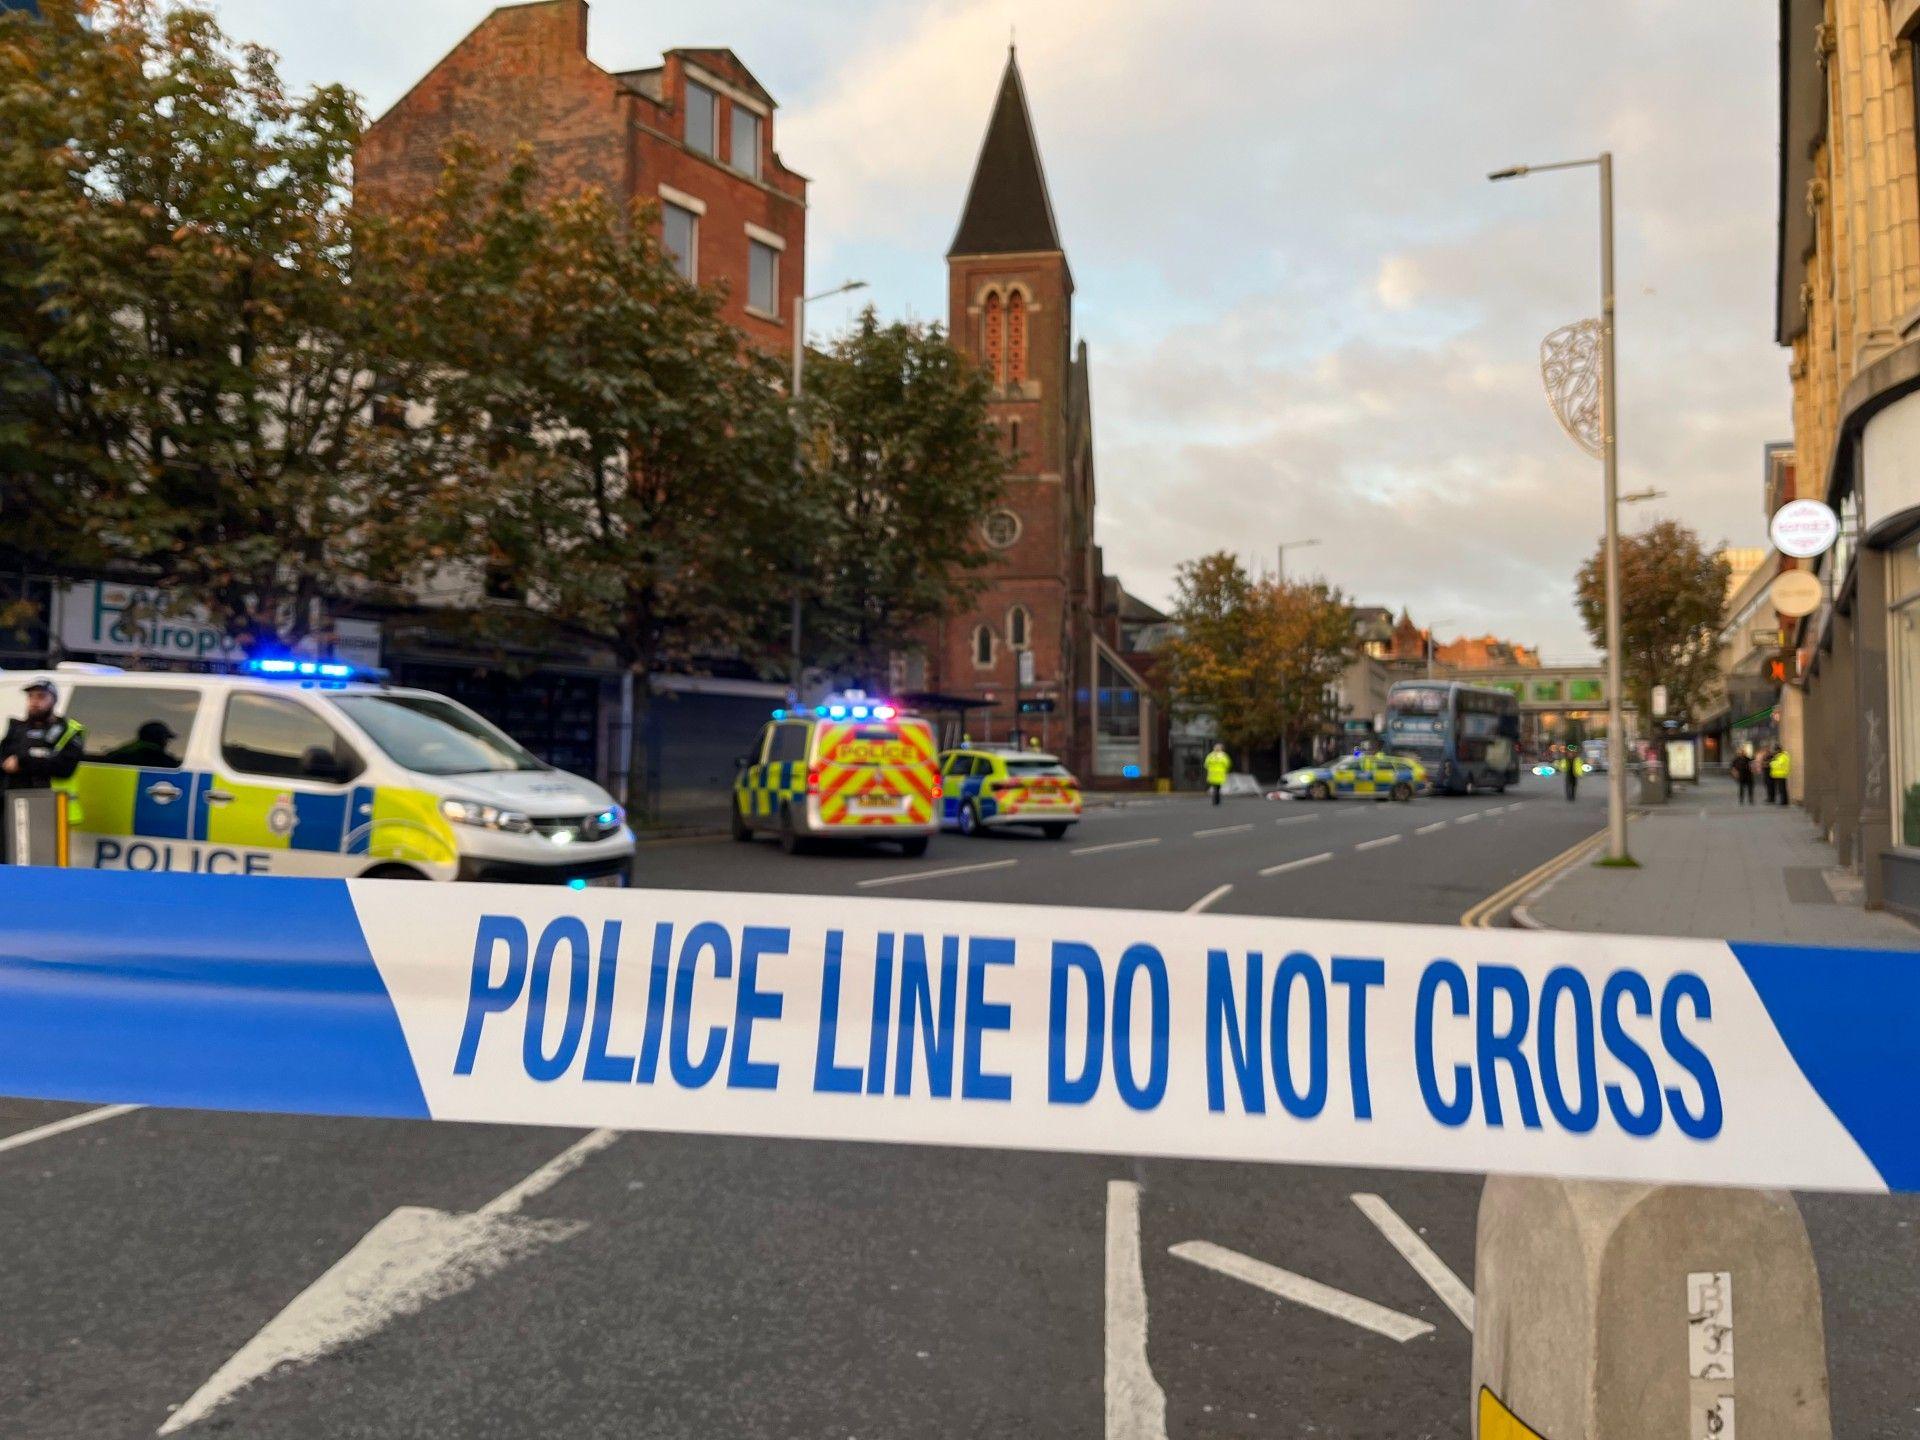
xmin=1479 ymin=1387 xmax=1548 ymax=1440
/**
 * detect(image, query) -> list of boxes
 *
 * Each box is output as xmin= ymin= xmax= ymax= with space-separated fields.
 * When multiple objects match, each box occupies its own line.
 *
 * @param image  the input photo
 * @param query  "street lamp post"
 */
xmin=1275 ymin=537 xmax=1320 ymax=582
xmin=1490 ymin=152 xmax=1629 ymax=863
xmin=788 ymin=280 xmax=869 ymax=701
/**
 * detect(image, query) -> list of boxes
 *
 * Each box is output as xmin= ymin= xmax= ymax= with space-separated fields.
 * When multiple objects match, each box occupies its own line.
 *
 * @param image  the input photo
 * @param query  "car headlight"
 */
xmin=440 ymin=797 xmax=534 ymax=833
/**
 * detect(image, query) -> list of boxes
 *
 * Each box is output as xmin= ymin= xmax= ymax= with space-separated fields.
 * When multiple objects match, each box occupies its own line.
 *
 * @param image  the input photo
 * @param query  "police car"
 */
xmin=1276 ymin=752 xmax=1427 ymax=802
xmin=732 ymin=694 xmax=940 ymax=855
xmin=0 ymin=662 xmax=635 ymax=885
xmin=938 ymin=745 xmax=1083 ymax=838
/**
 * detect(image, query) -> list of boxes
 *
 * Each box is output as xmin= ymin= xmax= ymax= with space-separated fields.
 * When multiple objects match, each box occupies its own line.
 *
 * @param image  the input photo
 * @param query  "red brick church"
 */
xmin=907 ymin=51 xmax=1160 ymax=784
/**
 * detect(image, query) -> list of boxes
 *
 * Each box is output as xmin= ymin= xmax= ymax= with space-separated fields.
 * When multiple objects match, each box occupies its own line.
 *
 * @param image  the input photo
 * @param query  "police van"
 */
xmin=733 ymin=694 xmax=940 ymax=855
xmin=0 ymin=662 xmax=634 ymax=885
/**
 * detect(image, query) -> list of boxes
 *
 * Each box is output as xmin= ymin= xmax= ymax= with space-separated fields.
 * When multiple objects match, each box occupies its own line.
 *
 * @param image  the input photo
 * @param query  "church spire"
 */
xmin=947 ymin=49 xmax=1062 ymax=258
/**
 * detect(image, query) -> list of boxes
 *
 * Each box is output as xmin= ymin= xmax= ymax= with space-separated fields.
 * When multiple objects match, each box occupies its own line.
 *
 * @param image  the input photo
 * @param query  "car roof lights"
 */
xmin=244 ymin=658 xmax=385 ymax=684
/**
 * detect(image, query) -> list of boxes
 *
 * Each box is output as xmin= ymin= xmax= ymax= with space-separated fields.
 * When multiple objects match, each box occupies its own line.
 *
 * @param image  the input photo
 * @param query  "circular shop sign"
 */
xmin=1768 ymin=498 xmax=1839 ymax=558
xmin=1768 ymin=568 xmax=1823 ymax=618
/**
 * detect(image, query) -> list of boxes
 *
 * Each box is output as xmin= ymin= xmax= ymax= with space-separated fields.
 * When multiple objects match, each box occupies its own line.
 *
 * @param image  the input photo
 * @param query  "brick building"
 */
xmin=356 ymin=0 xmax=806 ymax=348
xmin=916 ymin=51 xmax=1156 ymax=783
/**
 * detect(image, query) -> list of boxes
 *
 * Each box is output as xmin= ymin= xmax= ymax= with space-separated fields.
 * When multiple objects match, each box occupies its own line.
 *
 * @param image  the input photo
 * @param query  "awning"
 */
xmin=1731 ymin=702 xmax=1779 ymax=731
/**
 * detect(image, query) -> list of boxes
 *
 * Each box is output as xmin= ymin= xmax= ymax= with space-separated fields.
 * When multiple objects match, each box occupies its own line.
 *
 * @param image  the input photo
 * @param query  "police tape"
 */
xmin=0 ymin=868 xmax=1912 ymax=1192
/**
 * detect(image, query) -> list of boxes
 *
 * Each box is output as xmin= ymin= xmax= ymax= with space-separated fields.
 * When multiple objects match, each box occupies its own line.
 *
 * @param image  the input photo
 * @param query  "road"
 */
xmin=1 ymin=785 xmax=1914 ymax=1438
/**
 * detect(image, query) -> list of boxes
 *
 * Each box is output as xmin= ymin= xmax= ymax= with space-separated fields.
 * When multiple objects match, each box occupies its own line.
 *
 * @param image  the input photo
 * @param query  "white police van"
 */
xmin=0 ymin=661 xmax=634 ymax=885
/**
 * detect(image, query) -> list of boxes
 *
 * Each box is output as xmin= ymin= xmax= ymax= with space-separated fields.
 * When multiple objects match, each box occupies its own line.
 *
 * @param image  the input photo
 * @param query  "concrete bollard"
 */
xmin=1473 ymin=1177 xmax=1830 ymax=1439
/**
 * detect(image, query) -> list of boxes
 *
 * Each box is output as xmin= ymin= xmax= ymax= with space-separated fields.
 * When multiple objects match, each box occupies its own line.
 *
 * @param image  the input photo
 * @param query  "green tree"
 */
xmin=1575 ymin=519 xmax=1730 ymax=725
xmin=394 ymin=164 xmax=795 ymax=815
xmin=0 ymin=0 xmax=439 ymax=650
xmin=1162 ymin=552 xmax=1355 ymax=768
xmin=797 ymin=311 xmax=1006 ymax=687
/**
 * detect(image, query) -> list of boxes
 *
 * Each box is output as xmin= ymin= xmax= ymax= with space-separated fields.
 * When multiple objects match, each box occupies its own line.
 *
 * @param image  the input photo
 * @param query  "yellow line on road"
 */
xmin=1460 ymin=829 xmax=1605 ymax=929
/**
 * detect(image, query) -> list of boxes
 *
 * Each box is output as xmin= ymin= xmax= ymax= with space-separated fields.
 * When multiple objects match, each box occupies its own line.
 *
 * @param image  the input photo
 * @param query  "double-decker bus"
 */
xmin=1383 ymin=680 xmax=1521 ymax=795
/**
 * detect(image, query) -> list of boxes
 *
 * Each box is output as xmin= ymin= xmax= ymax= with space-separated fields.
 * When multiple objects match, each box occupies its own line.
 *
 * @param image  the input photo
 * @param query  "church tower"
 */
xmin=939 ymin=49 xmax=1093 ymax=765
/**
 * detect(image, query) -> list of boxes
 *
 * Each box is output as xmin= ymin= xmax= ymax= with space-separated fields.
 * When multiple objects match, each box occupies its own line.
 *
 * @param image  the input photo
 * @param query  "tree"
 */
xmin=797 ymin=310 xmax=1006 ymax=686
xmin=1161 ymin=552 xmax=1355 ymax=769
xmin=393 ymin=165 xmax=795 ymax=816
xmin=0 ymin=0 xmax=437 ymax=650
xmin=1575 ymin=519 xmax=1729 ymax=726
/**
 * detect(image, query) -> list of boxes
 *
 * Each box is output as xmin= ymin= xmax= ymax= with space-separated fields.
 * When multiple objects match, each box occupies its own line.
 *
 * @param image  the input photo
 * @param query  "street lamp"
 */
xmin=788 ymin=280 xmax=869 ymax=701
xmin=1275 ymin=537 xmax=1320 ymax=582
xmin=1490 ymin=152 xmax=1630 ymax=864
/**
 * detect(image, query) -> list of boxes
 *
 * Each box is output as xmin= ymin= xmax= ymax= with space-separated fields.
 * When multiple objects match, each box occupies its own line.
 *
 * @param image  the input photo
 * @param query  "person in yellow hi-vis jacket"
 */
xmin=1768 ymin=745 xmax=1791 ymax=806
xmin=0 ymin=677 xmax=86 ymax=858
xmin=1204 ymin=743 xmax=1231 ymax=806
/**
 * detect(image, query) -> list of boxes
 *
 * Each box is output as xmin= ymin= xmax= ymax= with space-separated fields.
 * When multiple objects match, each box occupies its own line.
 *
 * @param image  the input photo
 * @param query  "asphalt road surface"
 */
xmin=3 ymin=785 xmax=1915 ymax=1438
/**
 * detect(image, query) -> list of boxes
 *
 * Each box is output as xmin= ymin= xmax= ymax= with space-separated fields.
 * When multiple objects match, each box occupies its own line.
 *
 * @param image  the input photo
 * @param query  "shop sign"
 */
xmin=1766 ymin=569 xmax=1822 ymax=619
xmin=1768 ymin=499 xmax=1839 ymax=559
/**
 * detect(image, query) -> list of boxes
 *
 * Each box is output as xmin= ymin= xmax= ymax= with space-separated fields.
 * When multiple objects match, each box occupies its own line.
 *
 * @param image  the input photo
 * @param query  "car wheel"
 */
xmin=898 ymin=835 xmax=930 ymax=858
xmin=959 ymin=801 xmax=983 ymax=836
xmin=730 ymin=802 xmax=753 ymax=842
xmin=1392 ymin=782 xmax=1412 ymax=802
xmin=779 ymin=805 xmax=807 ymax=856
xmin=1041 ymin=822 xmax=1070 ymax=840
xmin=1310 ymin=781 xmax=1331 ymax=801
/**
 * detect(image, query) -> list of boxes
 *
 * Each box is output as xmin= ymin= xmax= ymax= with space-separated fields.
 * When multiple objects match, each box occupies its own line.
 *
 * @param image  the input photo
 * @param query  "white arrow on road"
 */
xmin=158 ymin=1129 xmax=618 ymax=1435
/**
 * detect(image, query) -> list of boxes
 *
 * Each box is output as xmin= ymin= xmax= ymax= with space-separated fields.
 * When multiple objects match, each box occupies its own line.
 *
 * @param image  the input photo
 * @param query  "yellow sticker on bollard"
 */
xmin=1479 ymin=1387 xmax=1549 ymax=1440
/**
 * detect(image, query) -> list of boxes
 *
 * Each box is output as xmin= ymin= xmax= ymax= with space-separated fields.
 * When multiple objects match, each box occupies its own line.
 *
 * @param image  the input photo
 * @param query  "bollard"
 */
xmin=1473 ymin=1177 xmax=1830 ymax=1439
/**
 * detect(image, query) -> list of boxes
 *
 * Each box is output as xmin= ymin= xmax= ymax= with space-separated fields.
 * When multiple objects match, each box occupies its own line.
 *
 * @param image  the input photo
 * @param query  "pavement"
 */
xmin=1518 ymin=773 xmax=1920 ymax=946
xmin=2 ymin=782 xmax=1917 ymax=1438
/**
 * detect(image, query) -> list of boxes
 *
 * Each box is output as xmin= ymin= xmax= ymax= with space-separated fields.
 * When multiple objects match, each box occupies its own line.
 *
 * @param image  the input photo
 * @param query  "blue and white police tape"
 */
xmin=0 ymin=868 xmax=1914 ymax=1192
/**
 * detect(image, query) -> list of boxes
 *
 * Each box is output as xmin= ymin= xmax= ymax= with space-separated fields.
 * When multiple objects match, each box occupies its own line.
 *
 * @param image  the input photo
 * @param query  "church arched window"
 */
xmin=1008 ymin=605 xmax=1030 ymax=650
xmin=1006 ymin=290 xmax=1028 ymax=384
xmin=972 ymin=624 xmax=995 ymax=668
xmin=982 ymin=291 xmax=1004 ymax=385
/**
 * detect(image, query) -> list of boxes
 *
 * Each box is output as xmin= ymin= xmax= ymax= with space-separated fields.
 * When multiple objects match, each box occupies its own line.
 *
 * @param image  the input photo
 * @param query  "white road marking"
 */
xmin=1072 ymin=838 xmax=1163 ymax=857
xmin=0 ymin=1103 xmax=140 ymax=1157
xmin=1106 ymin=1181 xmax=1170 ymax=1440
xmin=1260 ymin=851 xmax=1333 ymax=877
xmin=1171 ymin=1240 xmax=1434 ymax=1343
xmin=855 ymin=859 xmax=1019 ymax=888
xmin=1193 ymin=823 xmax=1254 ymax=838
xmin=1273 ymin=815 xmax=1319 ymax=826
xmin=160 ymin=1130 xmax=617 ymax=1434
xmin=1415 ymin=821 xmax=1450 ymax=835
xmin=1351 ymin=1193 xmax=1475 ymax=1331
xmin=1454 ymin=812 xmax=1483 ymax=825
xmin=1355 ymin=834 xmax=1403 ymax=852
xmin=1186 ymin=884 xmax=1234 ymax=914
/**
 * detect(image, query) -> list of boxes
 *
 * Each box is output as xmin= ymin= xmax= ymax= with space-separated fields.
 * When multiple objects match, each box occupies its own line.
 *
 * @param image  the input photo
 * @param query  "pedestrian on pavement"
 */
xmin=1759 ymin=746 xmax=1777 ymax=804
xmin=1559 ymin=745 xmax=1579 ymax=802
xmin=1768 ymin=745 xmax=1791 ymax=805
xmin=1204 ymin=743 xmax=1231 ymax=806
xmin=0 ymin=677 xmax=86 ymax=861
xmin=1730 ymin=746 xmax=1755 ymax=805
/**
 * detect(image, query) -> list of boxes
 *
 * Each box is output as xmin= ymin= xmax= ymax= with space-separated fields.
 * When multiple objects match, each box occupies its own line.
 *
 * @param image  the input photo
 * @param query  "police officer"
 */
xmin=1 ymin=677 xmax=85 ymax=860
xmin=1768 ymin=745 xmax=1791 ymax=806
xmin=1559 ymin=745 xmax=1580 ymax=802
xmin=1204 ymin=743 xmax=1231 ymax=806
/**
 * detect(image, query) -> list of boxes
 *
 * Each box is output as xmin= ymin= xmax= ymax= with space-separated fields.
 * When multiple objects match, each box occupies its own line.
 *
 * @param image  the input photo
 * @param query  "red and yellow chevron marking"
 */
xmin=813 ymin=720 xmax=937 ymax=829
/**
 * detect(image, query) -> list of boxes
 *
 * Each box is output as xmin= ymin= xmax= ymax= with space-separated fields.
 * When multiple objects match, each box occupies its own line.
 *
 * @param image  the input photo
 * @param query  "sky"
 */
xmin=209 ymin=0 xmax=1785 ymax=663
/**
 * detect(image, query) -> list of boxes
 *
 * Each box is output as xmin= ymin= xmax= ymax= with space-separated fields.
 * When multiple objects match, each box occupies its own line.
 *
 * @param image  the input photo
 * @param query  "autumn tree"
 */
xmin=0 ymin=0 xmax=439 ymax=650
xmin=1575 ymin=519 xmax=1730 ymax=725
xmin=797 ymin=311 xmax=1006 ymax=686
xmin=1162 ymin=552 xmax=1356 ymax=769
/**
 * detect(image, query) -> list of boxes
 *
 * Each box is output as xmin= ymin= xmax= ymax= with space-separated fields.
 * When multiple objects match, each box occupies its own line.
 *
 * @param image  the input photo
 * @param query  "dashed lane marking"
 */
xmin=1273 ymin=814 xmax=1319 ymax=826
xmin=1415 ymin=821 xmax=1449 ymax=835
xmin=855 ymin=859 xmax=1019 ymax=889
xmin=1259 ymin=851 xmax=1333 ymax=877
xmin=1171 ymin=1240 xmax=1435 ymax=1343
xmin=1071 ymin=838 xmax=1163 ymax=857
xmin=1193 ymin=824 xmax=1254 ymax=838
xmin=1354 ymin=834 xmax=1403 ymax=852
xmin=0 ymin=1104 xmax=140 ymax=1158
xmin=1351 ymin=1193 xmax=1475 ymax=1331
xmin=1186 ymin=884 xmax=1234 ymax=914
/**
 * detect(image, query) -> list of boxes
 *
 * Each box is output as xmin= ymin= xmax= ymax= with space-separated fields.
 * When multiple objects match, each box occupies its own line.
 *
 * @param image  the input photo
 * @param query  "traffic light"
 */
xmin=1767 ymin=651 xmax=1799 ymax=685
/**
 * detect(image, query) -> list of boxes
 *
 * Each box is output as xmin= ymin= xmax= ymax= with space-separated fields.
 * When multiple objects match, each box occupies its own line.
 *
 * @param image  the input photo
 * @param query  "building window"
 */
xmin=1094 ymin=652 xmax=1145 ymax=778
xmin=1891 ymin=542 xmax=1920 ymax=844
xmin=662 ymin=203 xmax=698 ymax=282
xmin=748 ymin=238 xmax=779 ymax=317
xmin=1008 ymin=605 xmax=1030 ymax=650
xmin=982 ymin=509 xmax=1021 ymax=549
xmin=685 ymin=80 xmax=718 ymax=157
xmin=1009 ymin=419 xmax=1020 ymax=459
xmin=983 ymin=290 xmax=1004 ymax=383
xmin=731 ymin=107 xmax=761 ymax=179
xmin=972 ymin=625 xmax=994 ymax=668
xmin=1007 ymin=290 xmax=1028 ymax=383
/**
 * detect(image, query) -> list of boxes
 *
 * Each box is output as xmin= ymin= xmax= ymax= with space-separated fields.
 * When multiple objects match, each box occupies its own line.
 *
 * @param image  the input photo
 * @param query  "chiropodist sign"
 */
xmin=0 ymin=869 xmax=1914 ymax=1193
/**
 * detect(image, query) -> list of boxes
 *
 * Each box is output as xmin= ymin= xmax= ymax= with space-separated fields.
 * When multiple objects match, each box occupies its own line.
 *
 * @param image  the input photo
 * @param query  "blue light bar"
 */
xmin=244 ymin=658 xmax=376 ymax=683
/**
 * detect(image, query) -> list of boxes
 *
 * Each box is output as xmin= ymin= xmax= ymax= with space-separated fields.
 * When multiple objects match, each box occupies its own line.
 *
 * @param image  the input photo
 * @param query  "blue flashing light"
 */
xmin=567 ymin=877 xmax=588 ymax=891
xmin=814 ymin=705 xmax=828 ymax=717
xmin=245 ymin=657 xmax=372 ymax=683
xmin=1122 ymin=764 xmax=1142 ymax=779
xmin=828 ymin=705 xmax=848 ymax=719
xmin=851 ymin=705 xmax=869 ymax=719
xmin=772 ymin=708 xmax=787 ymax=720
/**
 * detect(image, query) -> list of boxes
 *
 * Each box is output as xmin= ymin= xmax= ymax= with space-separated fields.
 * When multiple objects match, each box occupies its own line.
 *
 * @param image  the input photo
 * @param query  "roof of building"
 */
xmin=948 ymin=49 xmax=1063 ymax=258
